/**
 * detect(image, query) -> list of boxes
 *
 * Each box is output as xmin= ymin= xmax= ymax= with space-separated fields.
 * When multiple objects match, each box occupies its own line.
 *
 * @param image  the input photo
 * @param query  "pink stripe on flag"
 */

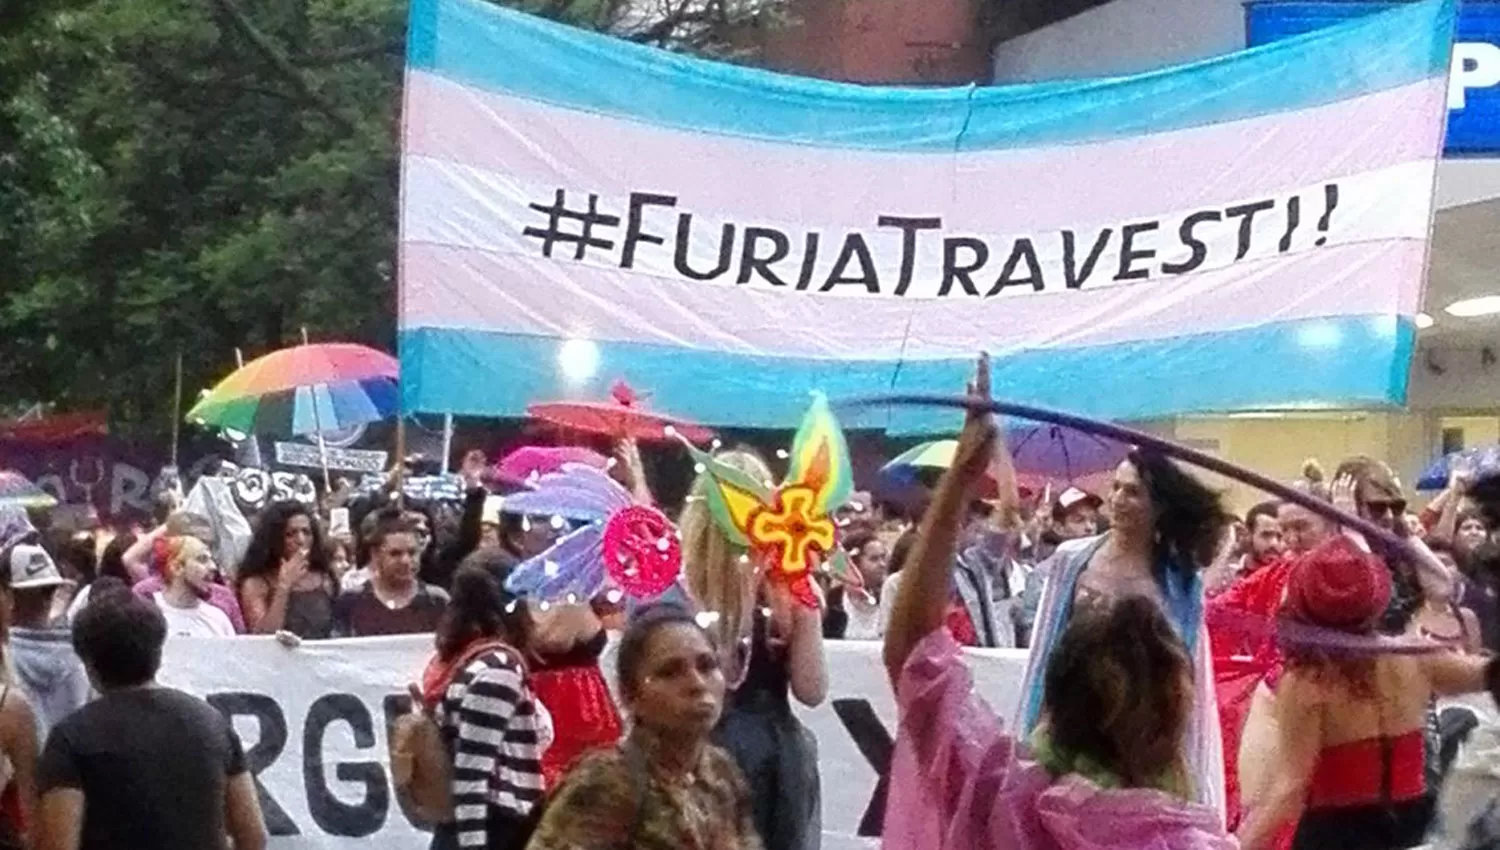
xmin=400 ymin=240 xmax=1425 ymax=359
xmin=402 ymin=72 xmax=1446 ymax=234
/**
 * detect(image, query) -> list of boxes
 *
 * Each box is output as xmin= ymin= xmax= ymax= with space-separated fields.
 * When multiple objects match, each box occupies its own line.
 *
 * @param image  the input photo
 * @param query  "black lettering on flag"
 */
xmin=620 ymin=192 xmax=676 ymax=269
xmin=304 ymin=693 xmax=388 ymax=838
xmin=1061 ymin=228 xmax=1112 ymax=290
xmin=1225 ymin=200 xmax=1276 ymax=261
xmin=832 ymin=698 xmax=894 ymax=837
xmin=208 ymin=692 xmax=299 ymax=836
xmin=737 ymin=227 xmax=792 ymax=287
xmin=988 ymin=237 xmax=1043 ymax=295
xmin=940 ymin=237 xmax=988 ymax=296
xmin=1162 ymin=211 xmax=1221 ymax=275
xmin=820 ymin=233 xmax=881 ymax=293
xmin=879 ymin=215 xmax=942 ymax=296
xmin=673 ymin=214 xmax=735 ymax=280
xmin=1114 ymin=221 xmax=1159 ymax=282
xmin=794 ymin=232 xmax=822 ymax=291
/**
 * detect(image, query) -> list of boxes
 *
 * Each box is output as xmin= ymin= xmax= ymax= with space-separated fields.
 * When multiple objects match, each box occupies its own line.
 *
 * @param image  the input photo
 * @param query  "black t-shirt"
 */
xmin=37 ymin=686 xmax=246 ymax=850
xmin=331 ymin=582 xmax=448 ymax=637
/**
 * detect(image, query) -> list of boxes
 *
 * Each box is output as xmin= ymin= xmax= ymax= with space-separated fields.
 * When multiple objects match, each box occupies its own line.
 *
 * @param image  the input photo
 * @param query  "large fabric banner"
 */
xmin=157 ymin=635 xmax=1027 ymax=849
xmin=397 ymin=0 xmax=1455 ymax=430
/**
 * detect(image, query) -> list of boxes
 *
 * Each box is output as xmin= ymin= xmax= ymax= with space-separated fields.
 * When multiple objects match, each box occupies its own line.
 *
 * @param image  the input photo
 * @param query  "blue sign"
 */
xmin=1247 ymin=2 xmax=1499 ymax=155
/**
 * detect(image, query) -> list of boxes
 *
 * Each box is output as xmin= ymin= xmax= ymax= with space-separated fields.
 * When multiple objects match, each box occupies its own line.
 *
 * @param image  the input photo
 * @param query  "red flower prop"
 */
xmin=602 ymin=504 xmax=681 ymax=599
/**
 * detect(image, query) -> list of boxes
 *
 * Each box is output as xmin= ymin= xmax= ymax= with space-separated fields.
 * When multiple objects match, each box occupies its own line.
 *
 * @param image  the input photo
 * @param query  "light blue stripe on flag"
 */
xmin=399 ymin=316 xmax=1415 ymax=433
xmin=405 ymin=0 xmax=1453 ymax=152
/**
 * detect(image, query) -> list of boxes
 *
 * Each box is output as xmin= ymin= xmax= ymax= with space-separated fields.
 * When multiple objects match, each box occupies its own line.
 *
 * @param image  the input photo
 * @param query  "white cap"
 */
xmin=1053 ymin=486 xmax=1103 ymax=519
xmin=7 ymin=544 xmax=69 ymax=591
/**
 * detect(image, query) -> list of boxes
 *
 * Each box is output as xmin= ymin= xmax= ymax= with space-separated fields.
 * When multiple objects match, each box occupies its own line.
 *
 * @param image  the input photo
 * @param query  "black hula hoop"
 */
xmin=835 ymin=393 xmax=1456 ymax=655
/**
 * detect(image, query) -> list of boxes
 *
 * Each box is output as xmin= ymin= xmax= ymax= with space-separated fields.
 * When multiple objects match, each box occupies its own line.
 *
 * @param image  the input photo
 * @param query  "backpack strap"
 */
xmin=421 ymin=639 xmax=520 ymax=709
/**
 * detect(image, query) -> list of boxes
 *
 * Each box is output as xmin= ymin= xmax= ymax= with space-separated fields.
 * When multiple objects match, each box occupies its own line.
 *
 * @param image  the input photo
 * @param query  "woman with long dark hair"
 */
xmin=422 ymin=562 xmax=545 ymax=850
xmin=1018 ymin=434 xmax=1232 ymax=814
xmin=881 ymin=372 xmax=1235 ymax=849
xmin=236 ymin=501 xmax=336 ymax=639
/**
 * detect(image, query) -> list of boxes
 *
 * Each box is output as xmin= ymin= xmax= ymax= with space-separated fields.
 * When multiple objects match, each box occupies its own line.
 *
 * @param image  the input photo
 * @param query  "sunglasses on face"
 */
xmin=1363 ymin=499 xmax=1407 ymax=518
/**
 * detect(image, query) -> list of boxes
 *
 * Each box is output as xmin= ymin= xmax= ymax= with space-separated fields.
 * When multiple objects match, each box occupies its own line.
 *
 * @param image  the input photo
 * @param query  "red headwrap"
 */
xmin=1282 ymin=535 xmax=1391 ymax=632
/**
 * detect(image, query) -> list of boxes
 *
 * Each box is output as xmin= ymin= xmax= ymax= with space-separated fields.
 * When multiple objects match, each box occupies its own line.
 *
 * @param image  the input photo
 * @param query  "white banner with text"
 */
xmin=157 ymin=635 xmax=1029 ymax=849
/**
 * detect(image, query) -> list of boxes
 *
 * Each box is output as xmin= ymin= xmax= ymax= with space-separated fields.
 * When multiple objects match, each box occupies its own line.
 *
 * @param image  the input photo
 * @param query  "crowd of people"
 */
xmin=0 ymin=359 xmax=1499 ymax=850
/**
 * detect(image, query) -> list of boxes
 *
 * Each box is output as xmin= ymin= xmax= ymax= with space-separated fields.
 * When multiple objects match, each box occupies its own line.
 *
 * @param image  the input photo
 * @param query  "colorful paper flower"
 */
xmin=684 ymin=393 xmax=854 ymax=607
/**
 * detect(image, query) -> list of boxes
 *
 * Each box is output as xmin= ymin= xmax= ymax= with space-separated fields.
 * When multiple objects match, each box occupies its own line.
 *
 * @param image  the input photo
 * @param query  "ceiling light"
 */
xmin=1444 ymin=296 xmax=1500 ymax=318
xmin=1415 ymin=312 xmax=1435 ymax=329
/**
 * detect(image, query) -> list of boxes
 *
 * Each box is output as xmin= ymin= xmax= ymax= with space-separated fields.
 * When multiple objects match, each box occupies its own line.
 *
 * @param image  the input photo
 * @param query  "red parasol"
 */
xmin=526 ymin=382 xmax=714 ymax=444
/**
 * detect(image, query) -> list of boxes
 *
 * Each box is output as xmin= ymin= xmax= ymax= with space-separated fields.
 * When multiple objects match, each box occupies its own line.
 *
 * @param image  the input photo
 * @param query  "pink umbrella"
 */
xmin=496 ymin=446 xmax=609 ymax=485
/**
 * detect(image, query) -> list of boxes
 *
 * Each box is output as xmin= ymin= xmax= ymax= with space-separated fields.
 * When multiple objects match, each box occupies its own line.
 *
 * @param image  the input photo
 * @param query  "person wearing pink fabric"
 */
xmin=131 ymin=535 xmax=245 ymax=634
xmin=882 ymin=355 xmax=1235 ymax=850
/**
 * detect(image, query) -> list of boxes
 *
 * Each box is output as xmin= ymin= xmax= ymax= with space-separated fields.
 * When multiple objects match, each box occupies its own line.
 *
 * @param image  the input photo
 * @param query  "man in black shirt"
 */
xmin=333 ymin=510 xmax=448 ymax=636
xmin=34 ymin=590 xmax=266 ymax=850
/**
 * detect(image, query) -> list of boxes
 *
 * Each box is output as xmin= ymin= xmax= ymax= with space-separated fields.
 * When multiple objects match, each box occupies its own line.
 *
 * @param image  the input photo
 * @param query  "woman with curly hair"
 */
xmin=236 ymin=501 xmax=337 ymax=639
xmin=882 ymin=360 xmax=1235 ymax=849
xmin=1016 ymin=443 xmax=1233 ymax=816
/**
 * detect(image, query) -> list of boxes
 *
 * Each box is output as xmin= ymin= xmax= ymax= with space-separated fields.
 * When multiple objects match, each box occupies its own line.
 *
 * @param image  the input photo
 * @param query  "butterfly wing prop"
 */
xmin=682 ymin=443 xmax=773 ymax=548
xmin=505 ymin=523 xmax=608 ymax=602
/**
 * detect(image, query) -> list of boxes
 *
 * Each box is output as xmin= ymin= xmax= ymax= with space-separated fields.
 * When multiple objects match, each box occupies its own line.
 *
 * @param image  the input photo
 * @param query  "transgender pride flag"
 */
xmin=398 ymin=0 xmax=1455 ymax=431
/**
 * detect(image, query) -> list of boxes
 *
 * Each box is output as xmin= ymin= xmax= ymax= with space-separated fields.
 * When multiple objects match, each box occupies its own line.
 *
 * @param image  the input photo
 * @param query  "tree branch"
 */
xmin=208 ymin=0 xmax=355 ymax=133
xmin=294 ymin=38 xmax=405 ymax=66
xmin=628 ymin=8 xmax=713 ymax=45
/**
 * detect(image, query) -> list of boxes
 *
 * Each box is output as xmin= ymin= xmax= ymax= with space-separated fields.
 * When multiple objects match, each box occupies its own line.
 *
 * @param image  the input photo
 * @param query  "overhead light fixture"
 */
xmin=1415 ymin=312 xmax=1435 ymax=329
xmin=1444 ymin=295 xmax=1500 ymax=318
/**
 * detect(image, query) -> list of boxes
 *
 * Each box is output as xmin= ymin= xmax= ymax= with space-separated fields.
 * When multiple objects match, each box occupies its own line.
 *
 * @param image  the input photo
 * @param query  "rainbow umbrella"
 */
xmin=0 ymin=470 xmax=57 ymax=509
xmin=188 ymin=343 xmax=398 ymax=437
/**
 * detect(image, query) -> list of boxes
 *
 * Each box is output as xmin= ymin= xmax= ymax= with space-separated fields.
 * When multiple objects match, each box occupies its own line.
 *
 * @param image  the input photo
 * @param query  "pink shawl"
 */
xmin=883 ymin=628 xmax=1237 ymax=850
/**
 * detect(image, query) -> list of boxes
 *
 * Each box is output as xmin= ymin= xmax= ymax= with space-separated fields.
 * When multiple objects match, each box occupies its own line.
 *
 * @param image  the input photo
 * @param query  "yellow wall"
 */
xmin=1441 ymin=415 xmax=1500 ymax=447
xmin=1172 ymin=412 xmax=1437 ymax=514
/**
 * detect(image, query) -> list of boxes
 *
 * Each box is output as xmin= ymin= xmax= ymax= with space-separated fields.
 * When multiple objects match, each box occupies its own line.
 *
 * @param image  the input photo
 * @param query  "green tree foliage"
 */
xmin=0 ymin=0 xmax=785 ymax=433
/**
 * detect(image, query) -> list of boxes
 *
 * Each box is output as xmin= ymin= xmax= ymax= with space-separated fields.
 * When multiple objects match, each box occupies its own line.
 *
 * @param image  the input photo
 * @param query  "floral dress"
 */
xmin=526 ymin=731 xmax=763 ymax=850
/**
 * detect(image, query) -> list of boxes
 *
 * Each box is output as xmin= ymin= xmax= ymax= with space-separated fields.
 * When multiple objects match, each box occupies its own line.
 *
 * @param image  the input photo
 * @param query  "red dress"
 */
xmin=529 ymin=630 xmax=622 ymax=787
xmin=1207 ymin=558 xmax=1295 ymax=833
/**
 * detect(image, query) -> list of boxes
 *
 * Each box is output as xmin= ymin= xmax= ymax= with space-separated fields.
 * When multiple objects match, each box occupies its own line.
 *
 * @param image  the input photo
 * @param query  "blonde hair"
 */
xmin=679 ymin=449 xmax=774 ymax=679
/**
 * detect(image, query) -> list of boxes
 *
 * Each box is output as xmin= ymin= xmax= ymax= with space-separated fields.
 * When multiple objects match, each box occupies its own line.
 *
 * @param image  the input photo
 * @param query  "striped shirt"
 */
xmin=436 ymin=648 xmax=545 ymax=848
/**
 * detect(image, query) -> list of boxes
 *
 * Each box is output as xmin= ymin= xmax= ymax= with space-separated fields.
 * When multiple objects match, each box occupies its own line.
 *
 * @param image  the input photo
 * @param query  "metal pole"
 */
xmin=301 ymin=328 xmax=332 ymax=493
xmin=441 ymin=413 xmax=454 ymax=474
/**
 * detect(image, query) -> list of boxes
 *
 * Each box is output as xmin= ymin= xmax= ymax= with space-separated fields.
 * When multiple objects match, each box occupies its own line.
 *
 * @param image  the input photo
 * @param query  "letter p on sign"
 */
xmin=1451 ymin=42 xmax=1500 ymax=110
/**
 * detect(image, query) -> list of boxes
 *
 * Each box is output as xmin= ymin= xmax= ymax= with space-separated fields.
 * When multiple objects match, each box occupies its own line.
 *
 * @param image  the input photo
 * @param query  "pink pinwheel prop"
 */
xmin=503 ymin=464 xmax=680 ymax=603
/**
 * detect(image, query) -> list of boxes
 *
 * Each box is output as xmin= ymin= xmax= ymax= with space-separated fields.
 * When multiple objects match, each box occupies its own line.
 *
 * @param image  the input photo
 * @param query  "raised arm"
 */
xmin=883 ymin=354 xmax=997 ymax=685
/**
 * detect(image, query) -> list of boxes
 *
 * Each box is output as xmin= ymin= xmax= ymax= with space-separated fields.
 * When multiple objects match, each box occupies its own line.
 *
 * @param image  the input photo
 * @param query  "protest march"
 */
xmin=8 ymin=0 xmax=1500 ymax=849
